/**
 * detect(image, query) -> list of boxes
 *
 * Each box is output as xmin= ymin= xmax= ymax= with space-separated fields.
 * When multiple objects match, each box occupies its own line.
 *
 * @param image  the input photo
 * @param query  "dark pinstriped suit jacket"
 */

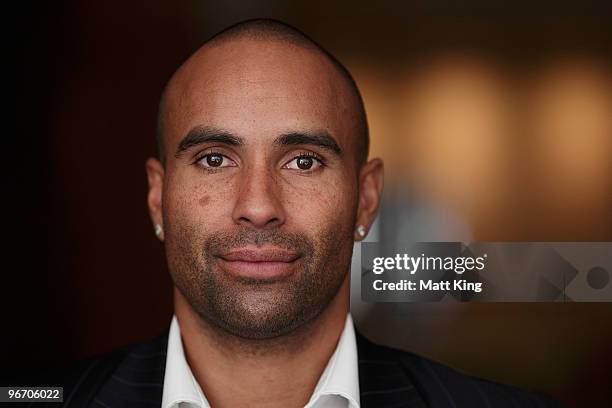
xmin=42 ymin=327 xmax=564 ymax=408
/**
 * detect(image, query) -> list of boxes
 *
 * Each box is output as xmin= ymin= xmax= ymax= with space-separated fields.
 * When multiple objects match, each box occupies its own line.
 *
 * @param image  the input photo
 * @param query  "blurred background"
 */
xmin=4 ymin=1 xmax=611 ymax=406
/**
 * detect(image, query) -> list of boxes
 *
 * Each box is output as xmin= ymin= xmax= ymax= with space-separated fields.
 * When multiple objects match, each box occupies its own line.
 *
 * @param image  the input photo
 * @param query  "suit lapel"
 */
xmin=356 ymin=329 xmax=429 ymax=408
xmin=92 ymin=326 xmax=437 ymax=408
xmin=91 ymin=329 xmax=169 ymax=408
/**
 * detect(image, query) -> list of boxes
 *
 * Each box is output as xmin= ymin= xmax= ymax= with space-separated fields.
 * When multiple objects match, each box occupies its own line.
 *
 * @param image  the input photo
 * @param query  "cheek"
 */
xmin=282 ymin=176 xmax=358 ymax=233
xmin=163 ymin=171 xmax=236 ymax=230
xmin=164 ymin=166 xmax=359 ymax=235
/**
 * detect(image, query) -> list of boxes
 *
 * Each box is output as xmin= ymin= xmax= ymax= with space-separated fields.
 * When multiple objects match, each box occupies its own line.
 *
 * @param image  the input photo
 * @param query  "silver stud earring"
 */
xmin=154 ymin=224 xmax=163 ymax=238
xmin=356 ymin=225 xmax=366 ymax=238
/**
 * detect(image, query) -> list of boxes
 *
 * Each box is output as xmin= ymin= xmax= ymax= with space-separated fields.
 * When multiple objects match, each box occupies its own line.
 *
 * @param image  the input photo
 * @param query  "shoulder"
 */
xmin=356 ymin=330 xmax=567 ymax=408
xmin=34 ymin=329 xmax=169 ymax=408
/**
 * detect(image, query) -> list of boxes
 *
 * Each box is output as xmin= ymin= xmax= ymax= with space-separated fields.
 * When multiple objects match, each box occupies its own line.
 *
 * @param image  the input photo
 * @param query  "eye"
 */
xmin=196 ymin=153 xmax=236 ymax=169
xmin=284 ymin=154 xmax=324 ymax=171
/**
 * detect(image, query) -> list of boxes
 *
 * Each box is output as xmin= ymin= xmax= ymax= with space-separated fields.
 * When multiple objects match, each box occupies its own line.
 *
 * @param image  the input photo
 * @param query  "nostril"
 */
xmin=238 ymin=216 xmax=281 ymax=228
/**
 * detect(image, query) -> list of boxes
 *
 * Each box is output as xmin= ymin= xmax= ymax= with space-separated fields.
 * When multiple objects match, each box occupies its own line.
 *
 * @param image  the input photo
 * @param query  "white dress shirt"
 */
xmin=161 ymin=314 xmax=360 ymax=408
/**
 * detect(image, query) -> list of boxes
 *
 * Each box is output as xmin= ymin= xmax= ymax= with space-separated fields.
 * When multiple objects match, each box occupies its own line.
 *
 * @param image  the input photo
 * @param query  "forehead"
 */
xmin=162 ymin=38 xmax=358 ymax=153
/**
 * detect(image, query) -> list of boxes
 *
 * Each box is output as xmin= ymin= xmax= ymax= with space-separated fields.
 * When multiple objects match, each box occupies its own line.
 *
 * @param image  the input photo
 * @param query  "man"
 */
xmin=57 ymin=19 xmax=562 ymax=408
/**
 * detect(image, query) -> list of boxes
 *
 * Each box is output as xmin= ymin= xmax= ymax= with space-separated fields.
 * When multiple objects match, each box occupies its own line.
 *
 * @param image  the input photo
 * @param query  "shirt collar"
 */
xmin=305 ymin=313 xmax=361 ymax=408
xmin=162 ymin=316 xmax=209 ymax=408
xmin=162 ymin=314 xmax=360 ymax=408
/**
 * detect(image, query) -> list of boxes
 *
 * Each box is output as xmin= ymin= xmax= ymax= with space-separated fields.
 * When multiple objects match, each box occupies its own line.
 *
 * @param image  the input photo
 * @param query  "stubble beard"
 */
xmin=167 ymin=221 xmax=353 ymax=340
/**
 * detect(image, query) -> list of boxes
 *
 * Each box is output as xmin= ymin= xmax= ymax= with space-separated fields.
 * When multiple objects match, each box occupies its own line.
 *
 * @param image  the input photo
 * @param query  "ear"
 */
xmin=145 ymin=157 xmax=165 ymax=241
xmin=354 ymin=158 xmax=384 ymax=241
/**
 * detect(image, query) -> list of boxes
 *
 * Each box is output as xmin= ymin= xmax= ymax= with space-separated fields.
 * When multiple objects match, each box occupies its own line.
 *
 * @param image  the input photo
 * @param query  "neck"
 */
xmin=174 ymin=276 xmax=350 ymax=408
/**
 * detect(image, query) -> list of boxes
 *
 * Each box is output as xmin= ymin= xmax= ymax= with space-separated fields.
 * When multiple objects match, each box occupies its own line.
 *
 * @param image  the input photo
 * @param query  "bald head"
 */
xmin=156 ymin=18 xmax=369 ymax=167
xmin=146 ymin=19 xmax=384 ymax=343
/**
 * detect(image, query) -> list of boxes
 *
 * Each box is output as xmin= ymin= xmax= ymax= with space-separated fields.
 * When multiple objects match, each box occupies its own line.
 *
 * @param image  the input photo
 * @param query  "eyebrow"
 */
xmin=175 ymin=126 xmax=244 ymax=158
xmin=274 ymin=132 xmax=342 ymax=156
xmin=174 ymin=126 xmax=342 ymax=158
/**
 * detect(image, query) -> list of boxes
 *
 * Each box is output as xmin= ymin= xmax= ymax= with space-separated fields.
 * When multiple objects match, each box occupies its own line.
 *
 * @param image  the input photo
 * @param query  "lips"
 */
xmin=217 ymin=247 xmax=300 ymax=280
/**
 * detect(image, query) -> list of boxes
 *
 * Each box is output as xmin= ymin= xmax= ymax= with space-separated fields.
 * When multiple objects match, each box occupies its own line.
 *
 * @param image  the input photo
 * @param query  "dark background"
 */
xmin=4 ymin=1 xmax=612 ymax=406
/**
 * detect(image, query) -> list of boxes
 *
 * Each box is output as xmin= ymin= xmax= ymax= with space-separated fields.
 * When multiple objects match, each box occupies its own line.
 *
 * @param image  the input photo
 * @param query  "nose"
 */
xmin=232 ymin=164 xmax=286 ymax=229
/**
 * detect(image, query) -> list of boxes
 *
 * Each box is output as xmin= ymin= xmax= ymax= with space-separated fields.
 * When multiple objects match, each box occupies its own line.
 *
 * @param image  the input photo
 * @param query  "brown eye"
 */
xmin=297 ymin=157 xmax=313 ymax=169
xmin=197 ymin=153 xmax=236 ymax=169
xmin=284 ymin=155 xmax=323 ymax=171
xmin=206 ymin=154 xmax=223 ymax=167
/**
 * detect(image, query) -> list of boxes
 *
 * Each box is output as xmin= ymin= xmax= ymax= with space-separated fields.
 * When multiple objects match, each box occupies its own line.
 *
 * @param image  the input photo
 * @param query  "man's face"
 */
xmin=150 ymin=39 xmax=370 ymax=339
